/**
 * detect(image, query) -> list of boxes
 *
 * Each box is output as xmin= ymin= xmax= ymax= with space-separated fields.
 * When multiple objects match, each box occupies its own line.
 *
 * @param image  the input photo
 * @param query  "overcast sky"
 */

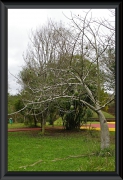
xmin=8 ymin=9 xmax=115 ymax=95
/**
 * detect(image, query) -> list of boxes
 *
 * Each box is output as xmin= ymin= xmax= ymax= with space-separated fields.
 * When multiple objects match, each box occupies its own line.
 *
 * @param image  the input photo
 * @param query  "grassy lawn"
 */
xmin=92 ymin=111 xmax=115 ymax=118
xmin=8 ymin=123 xmax=41 ymax=129
xmin=8 ymin=123 xmax=28 ymax=129
xmin=8 ymin=129 xmax=115 ymax=171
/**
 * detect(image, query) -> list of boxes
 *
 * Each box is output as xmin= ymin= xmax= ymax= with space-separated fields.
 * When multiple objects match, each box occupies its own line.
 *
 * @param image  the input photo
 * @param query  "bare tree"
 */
xmin=62 ymin=10 xmax=115 ymax=149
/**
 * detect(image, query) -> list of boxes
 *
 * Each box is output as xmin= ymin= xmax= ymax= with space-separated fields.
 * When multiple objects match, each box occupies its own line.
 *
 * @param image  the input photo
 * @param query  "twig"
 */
xmin=19 ymin=153 xmax=96 ymax=169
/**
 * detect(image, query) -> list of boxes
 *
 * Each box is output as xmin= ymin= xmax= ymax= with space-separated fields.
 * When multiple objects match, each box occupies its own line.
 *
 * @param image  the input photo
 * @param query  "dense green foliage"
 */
xmin=8 ymin=93 xmax=23 ymax=123
xmin=60 ymin=99 xmax=88 ymax=130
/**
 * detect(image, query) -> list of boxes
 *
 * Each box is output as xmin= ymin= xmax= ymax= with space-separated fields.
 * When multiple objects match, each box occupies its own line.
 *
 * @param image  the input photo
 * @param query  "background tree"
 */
xmin=8 ymin=94 xmax=24 ymax=123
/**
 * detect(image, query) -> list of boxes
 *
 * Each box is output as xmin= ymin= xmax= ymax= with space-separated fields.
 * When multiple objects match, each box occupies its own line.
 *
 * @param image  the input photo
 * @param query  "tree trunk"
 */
xmin=24 ymin=116 xmax=25 ymax=123
xmin=52 ymin=120 xmax=54 ymax=127
xmin=98 ymin=110 xmax=110 ymax=149
xmin=40 ymin=117 xmax=42 ymax=129
xmin=34 ymin=115 xmax=37 ymax=127
xmin=14 ymin=114 xmax=17 ymax=123
xmin=41 ymin=113 xmax=45 ymax=135
xmin=42 ymin=117 xmax=45 ymax=135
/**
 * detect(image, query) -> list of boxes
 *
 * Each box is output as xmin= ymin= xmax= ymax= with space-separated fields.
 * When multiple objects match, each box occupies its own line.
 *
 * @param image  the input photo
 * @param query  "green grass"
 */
xmin=8 ymin=123 xmax=41 ymax=129
xmin=8 ymin=130 xmax=115 ymax=171
xmin=92 ymin=111 xmax=115 ymax=118
xmin=8 ymin=123 xmax=26 ymax=129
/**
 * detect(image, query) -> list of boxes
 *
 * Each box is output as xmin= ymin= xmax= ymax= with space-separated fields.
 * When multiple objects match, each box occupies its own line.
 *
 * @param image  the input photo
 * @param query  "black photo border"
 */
xmin=0 ymin=1 xmax=122 ymax=180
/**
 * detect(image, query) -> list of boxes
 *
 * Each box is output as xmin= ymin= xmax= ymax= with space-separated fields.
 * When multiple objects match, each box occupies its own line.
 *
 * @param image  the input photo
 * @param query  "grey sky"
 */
xmin=8 ymin=9 xmax=115 ymax=95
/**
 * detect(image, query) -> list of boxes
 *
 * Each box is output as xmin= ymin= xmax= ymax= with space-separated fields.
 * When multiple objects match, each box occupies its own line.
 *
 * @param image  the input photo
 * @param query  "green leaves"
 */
xmin=70 ymin=105 xmax=74 ymax=110
xmin=74 ymin=90 xmax=78 ymax=96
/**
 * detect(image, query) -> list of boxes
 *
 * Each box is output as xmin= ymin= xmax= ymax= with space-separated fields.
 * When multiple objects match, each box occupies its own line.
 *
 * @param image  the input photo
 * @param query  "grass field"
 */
xmin=92 ymin=111 xmax=115 ymax=118
xmin=8 ymin=123 xmax=28 ymax=129
xmin=8 ymin=129 xmax=115 ymax=171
